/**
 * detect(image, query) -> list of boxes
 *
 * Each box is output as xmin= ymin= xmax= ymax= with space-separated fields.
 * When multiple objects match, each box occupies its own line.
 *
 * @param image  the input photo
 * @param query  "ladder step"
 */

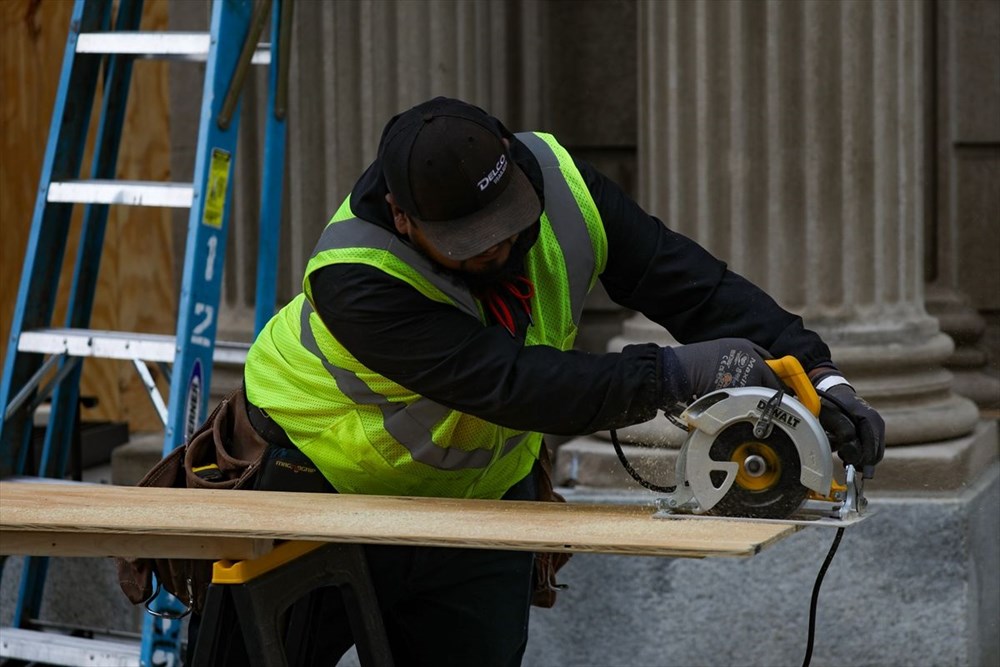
xmin=0 ymin=627 xmax=140 ymax=667
xmin=47 ymin=180 xmax=194 ymax=208
xmin=76 ymin=31 xmax=271 ymax=64
xmin=18 ymin=329 xmax=250 ymax=365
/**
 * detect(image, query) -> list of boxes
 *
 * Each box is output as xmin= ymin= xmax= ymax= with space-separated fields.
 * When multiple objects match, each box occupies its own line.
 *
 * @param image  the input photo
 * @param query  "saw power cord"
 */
xmin=608 ymin=427 xmax=846 ymax=667
xmin=609 ymin=426 xmax=675 ymax=493
xmin=803 ymin=527 xmax=845 ymax=667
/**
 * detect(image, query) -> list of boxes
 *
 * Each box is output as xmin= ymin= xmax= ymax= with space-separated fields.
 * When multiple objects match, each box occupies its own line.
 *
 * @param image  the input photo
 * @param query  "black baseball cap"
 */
xmin=380 ymin=98 xmax=541 ymax=261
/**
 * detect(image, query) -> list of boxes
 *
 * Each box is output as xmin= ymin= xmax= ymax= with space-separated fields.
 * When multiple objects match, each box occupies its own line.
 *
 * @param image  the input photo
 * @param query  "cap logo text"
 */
xmin=477 ymin=154 xmax=507 ymax=191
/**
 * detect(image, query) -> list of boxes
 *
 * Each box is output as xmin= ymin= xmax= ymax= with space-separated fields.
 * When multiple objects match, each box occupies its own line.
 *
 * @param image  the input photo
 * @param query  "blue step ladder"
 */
xmin=0 ymin=0 xmax=290 ymax=664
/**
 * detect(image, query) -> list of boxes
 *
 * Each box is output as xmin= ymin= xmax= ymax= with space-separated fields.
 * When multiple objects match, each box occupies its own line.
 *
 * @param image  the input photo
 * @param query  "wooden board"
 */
xmin=0 ymin=481 xmax=797 ymax=560
xmin=1 ymin=530 xmax=273 ymax=561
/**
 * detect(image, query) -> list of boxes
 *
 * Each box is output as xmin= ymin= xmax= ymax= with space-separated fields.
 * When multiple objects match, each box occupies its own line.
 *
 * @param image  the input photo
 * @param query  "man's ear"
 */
xmin=385 ymin=193 xmax=412 ymax=235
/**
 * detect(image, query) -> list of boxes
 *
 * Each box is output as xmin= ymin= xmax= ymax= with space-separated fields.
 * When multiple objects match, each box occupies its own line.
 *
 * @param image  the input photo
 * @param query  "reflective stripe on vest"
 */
xmin=298 ymin=300 xmax=529 ymax=470
xmin=517 ymin=131 xmax=594 ymax=324
xmin=308 ymin=218 xmax=480 ymax=320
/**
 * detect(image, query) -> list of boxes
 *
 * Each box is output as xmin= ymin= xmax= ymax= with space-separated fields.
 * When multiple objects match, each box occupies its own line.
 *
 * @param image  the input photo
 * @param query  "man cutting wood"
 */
xmin=202 ymin=97 xmax=884 ymax=665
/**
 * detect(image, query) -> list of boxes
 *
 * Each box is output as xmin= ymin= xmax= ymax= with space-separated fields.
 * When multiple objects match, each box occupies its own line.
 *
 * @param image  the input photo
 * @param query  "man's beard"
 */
xmin=457 ymin=223 xmax=538 ymax=294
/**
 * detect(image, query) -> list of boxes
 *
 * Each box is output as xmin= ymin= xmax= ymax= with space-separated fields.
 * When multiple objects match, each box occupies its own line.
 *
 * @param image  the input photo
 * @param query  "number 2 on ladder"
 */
xmin=191 ymin=303 xmax=215 ymax=348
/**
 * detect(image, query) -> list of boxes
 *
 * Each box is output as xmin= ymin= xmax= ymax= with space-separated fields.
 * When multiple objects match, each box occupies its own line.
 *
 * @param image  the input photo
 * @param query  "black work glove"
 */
xmin=661 ymin=338 xmax=782 ymax=409
xmin=814 ymin=373 xmax=886 ymax=478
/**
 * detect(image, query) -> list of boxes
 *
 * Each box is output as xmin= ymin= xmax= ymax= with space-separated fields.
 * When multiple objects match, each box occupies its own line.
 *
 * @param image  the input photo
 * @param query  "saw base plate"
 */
xmin=651 ymin=507 xmax=873 ymax=528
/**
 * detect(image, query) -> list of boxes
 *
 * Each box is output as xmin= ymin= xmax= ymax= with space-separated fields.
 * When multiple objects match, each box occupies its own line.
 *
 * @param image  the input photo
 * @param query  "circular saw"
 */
xmin=654 ymin=357 xmax=867 ymax=524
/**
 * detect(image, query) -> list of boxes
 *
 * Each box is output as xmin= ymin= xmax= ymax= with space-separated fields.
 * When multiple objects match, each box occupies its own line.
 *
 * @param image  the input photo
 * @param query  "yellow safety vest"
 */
xmin=245 ymin=132 xmax=607 ymax=498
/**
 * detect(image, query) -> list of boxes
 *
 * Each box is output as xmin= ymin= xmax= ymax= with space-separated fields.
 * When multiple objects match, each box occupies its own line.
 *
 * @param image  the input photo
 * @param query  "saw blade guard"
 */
xmin=667 ymin=387 xmax=834 ymax=513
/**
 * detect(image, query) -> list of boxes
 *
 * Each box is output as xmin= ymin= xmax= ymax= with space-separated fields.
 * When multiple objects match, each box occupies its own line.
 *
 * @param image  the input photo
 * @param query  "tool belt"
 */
xmin=531 ymin=441 xmax=572 ymax=608
xmin=244 ymin=394 xmax=295 ymax=449
xmin=116 ymin=387 xmax=571 ymax=613
xmin=115 ymin=386 xmax=269 ymax=614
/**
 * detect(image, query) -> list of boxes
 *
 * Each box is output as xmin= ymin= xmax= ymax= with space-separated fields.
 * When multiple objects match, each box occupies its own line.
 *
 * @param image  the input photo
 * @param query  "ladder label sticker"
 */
xmin=202 ymin=148 xmax=232 ymax=229
xmin=185 ymin=359 xmax=203 ymax=441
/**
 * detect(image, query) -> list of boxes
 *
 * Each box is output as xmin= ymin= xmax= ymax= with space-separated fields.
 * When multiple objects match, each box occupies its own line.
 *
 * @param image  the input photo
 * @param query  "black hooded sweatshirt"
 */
xmin=307 ymin=116 xmax=831 ymax=437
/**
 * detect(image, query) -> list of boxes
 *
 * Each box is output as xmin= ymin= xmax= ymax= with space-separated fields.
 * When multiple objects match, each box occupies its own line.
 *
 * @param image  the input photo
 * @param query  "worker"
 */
xmin=201 ymin=97 xmax=885 ymax=665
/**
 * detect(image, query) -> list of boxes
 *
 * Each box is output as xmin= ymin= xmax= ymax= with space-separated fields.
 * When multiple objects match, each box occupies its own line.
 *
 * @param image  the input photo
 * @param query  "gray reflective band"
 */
xmin=299 ymin=301 xmax=526 ymax=470
xmin=516 ymin=132 xmax=595 ymax=325
xmin=310 ymin=218 xmax=480 ymax=320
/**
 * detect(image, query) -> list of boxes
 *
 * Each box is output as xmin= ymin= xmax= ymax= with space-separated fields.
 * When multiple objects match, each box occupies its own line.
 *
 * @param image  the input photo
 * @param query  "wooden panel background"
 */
xmin=1 ymin=0 xmax=174 ymax=433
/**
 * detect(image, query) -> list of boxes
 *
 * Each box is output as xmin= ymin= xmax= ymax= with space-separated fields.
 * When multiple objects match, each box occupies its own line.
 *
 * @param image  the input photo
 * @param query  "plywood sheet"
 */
xmin=1 ymin=529 xmax=273 ymax=561
xmin=0 ymin=481 xmax=797 ymax=560
xmin=0 ymin=0 xmax=174 ymax=432
xmin=0 ymin=0 xmax=73 ymax=375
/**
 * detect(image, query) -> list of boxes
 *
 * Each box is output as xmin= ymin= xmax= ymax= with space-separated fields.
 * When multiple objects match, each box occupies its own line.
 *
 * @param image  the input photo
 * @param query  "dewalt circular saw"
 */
xmin=653 ymin=357 xmax=867 ymax=524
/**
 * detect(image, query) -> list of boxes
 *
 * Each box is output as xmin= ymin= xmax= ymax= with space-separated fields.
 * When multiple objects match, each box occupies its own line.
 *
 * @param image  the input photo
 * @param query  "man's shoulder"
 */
xmin=310 ymin=261 xmax=422 ymax=305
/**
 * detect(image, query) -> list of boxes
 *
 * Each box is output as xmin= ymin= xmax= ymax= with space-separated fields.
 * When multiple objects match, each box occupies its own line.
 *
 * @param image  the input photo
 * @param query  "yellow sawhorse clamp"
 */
xmin=191 ymin=540 xmax=393 ymax=667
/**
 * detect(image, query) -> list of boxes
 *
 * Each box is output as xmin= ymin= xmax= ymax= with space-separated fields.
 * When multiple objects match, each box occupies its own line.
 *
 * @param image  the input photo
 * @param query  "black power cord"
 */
xmin=609 ymin=427 xmax=846 ymax=667
xmin=609 ymin=427 xmax=675 ymax=493
xmin=802 ymin=526 xmax=845 ymax=667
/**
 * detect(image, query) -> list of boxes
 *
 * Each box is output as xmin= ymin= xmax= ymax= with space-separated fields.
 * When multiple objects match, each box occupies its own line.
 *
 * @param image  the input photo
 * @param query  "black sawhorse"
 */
xmin=191 ymin=540 xmax=393 ymax=666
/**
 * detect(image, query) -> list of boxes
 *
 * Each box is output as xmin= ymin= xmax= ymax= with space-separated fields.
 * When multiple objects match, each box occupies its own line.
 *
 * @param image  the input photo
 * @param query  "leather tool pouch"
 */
xmin=117 ymin=393 xmax=571 ymax=612
xmin=115 ymin=388 xmax=268 ymax=615
xmin=531 ymin=442 xmax=572 ymax=608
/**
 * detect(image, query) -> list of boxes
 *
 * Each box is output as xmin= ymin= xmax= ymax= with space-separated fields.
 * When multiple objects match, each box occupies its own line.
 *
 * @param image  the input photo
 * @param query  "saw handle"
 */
xmin=765 ymin=356 xmax=821 ymax=416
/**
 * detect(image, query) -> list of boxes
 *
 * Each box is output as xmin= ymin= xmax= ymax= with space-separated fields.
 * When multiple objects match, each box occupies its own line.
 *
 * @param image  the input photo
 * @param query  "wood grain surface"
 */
xmin=0 ymin=481 xmax=797 ymax=560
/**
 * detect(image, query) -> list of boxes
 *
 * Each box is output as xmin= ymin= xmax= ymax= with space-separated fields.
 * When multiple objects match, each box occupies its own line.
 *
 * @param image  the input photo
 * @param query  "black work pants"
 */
xmin=188 ymin=444 xmax=538 ymax=667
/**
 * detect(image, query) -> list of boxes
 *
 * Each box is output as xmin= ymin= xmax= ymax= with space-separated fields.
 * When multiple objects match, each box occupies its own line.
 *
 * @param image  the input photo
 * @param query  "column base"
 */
xmin=927 ymin=284 xmax=1000 ymax=410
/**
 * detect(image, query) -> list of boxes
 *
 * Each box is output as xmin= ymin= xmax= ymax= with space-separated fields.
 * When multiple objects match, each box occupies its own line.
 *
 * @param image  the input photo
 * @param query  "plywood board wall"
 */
xmin=1 ymin=0 xmax=175 ymax=434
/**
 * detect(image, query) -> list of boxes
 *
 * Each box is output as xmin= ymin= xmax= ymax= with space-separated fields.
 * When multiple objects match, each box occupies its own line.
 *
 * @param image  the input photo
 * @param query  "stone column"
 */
xmin=546 ymin=6 xmax=998 ymax=663
xmin=560 ymin=0 xmax=986 ymax=490
xmin=638 ymin=0 xmax=980 ymax=442
xmin=926 ymin=0 xmax=1000 ymax=411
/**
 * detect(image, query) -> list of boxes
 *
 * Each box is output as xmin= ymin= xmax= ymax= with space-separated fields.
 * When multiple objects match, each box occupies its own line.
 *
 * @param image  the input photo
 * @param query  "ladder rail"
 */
xmin=13 ymin=0 xmax=145 ymax=632
xmin=3 ymin=355 xmax=61 ymax=424
xmin=28 ymin=358 xmax=83 ymax=420
xmin=0 ymin=0 xmax=290 ymax=662
xmin=44 ymin=0 xmax=143 ymax=481
xmin=143 ymin=0 xmax=262 ymax=659
xmin=132 ymin=359 xmax=169 ymax=426
xmin=161 ymin=0 xmax=255 ymax=457
xmin=255 ymin=0 xmax=293 ymax=336
xmin=0 ymin=0 xmax=110 ymax=476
